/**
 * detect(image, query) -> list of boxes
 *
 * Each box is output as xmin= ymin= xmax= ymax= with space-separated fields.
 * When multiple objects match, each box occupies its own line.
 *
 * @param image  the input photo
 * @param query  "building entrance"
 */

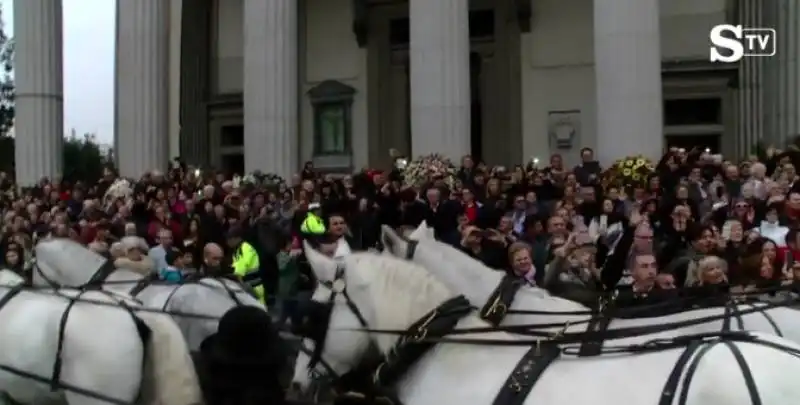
xmin=368 ymin=1 xmax=522 ymax=166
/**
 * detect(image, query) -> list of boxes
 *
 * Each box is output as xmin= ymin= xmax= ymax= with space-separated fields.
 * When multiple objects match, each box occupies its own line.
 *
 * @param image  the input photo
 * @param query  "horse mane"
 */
xmin=419 ymin=238 xmax=553 ymax=300
xmin=347 ymin=252 xmax=453 ymax=334
xmin=418 ymin=238 xmax=588 ymax=313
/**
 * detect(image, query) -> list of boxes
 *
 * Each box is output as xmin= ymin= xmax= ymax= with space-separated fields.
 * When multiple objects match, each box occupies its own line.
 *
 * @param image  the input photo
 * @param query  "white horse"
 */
xmin=292 ymin=244 xmax=800 ymax=405
xmin=0 ymin=270 xmax=201 ymax=404
xmin=34 ymin=238 xmax=263 ymax=351
xmin=382 ymin=222 xmax=800 ymax=347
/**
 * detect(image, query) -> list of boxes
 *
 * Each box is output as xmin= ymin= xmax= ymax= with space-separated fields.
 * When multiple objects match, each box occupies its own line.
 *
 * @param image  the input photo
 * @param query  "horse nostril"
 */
xmin=289 ymin=381 xmax=303 ymax=394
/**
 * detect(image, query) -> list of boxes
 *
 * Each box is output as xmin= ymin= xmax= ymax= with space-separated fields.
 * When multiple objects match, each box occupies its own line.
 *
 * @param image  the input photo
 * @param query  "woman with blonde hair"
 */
xmin=689 ymin=256 xmax=728 ymax=286
xmin=680 ymin=255 xmax=730 ymax=305
xmin=507 ymin=241 xmax=537 ymax=284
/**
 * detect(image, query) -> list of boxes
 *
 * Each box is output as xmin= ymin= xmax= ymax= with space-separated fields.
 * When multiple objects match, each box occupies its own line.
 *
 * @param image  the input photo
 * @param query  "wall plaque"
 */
xmin=548 ymin=110 xmax=581 ymax=150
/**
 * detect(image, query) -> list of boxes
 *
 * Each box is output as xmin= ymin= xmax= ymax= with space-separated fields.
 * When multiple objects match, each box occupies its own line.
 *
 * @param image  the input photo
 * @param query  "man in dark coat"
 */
xmin=192 ymin=306 xmax=287 ymax=405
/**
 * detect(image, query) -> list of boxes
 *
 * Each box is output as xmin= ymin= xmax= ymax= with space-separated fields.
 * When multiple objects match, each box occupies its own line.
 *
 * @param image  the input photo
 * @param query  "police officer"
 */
xmin=227 ymin=227 xmax=266 ymax=304
xmin=301 ymin=202 xmax=326 ymax=236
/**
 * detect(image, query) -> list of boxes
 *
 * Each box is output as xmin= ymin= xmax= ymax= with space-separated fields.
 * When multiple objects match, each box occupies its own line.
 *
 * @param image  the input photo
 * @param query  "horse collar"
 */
xmin=371 ymin=295 xmax=472 ymax=387
xmin=480 ymin=274 xmax=524 ymax=326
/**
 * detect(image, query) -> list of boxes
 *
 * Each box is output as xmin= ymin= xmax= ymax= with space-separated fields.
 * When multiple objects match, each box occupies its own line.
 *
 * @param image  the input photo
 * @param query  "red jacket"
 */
xmin=777 ymin=246 xmax=800 ymax=267
xmin=147 ymin=219 xmax=183 ymax=244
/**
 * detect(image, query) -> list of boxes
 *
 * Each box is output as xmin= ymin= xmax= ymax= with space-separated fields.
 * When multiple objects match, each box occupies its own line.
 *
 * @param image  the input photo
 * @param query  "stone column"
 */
xmin=593 ymin=0 xmax=663 ymax=165
xmin=13 ymin=0 xmax=64 ymax=186
xmin=242 ymin=0 xmax=298 ymax=179
xmin=783 ymin=0 xmax=800 ymax=139
xmin=762 ymin=0 xmax=779 ymax=145
xmin=409 ymin=0 xmax=471 ymax=160
xmin=115 ymin=0 xmax=170 ymax=177
xmin=179 ymin=0 xmax=212 ymax=165
xmin=736 ymin=0 xmax=765 ymax=156
xmin=774 ymin=0 xmax=790 ymax=143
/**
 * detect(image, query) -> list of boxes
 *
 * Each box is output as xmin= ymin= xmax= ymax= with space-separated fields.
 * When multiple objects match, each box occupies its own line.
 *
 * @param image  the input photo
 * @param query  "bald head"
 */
xmin=203 ymin=243 xmax=224 ymax=269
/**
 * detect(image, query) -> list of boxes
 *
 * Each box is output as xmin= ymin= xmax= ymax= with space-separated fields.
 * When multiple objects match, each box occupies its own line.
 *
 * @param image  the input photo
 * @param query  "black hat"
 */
xmin=164 ymin=247 xmax=182 ymax=266
xmin=200 ymin=306 xmax=284 ymax=368
xmin=225 ymin=226 xmax=245 ymax=240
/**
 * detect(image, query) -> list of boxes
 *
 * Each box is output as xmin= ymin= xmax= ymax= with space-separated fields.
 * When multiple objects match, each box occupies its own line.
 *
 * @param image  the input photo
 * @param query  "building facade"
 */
xmin=12 ymin=0 xmax=800 ymax=184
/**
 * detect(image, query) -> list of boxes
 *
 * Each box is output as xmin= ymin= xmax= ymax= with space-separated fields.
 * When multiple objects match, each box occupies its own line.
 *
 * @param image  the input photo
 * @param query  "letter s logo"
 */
xmin=710 ymin=24 xmax=744 ymax=63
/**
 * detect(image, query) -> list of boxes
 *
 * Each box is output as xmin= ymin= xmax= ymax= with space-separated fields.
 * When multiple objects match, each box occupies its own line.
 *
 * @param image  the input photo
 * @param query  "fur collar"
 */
xmin=114 ymin=256 xmax=156 ymax=275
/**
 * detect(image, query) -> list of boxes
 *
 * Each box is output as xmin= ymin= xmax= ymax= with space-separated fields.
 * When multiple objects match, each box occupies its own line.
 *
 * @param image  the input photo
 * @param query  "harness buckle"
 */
xmin=482 ymin=295 xmax=508 ymax=319
xmin=372 ymin=362 xmax=385 ymax=385
xmin=550 ymin=321 xmax=570 ymax=340
xmin=411 ymin=310 xmax=438 ymax=342
xmin=508 ymin=376 xmax=524 ymax=392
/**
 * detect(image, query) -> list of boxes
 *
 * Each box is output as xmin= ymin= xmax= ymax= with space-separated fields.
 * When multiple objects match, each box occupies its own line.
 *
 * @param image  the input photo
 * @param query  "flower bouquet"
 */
xmin=601 ymin=155 xmax=655 ymax=189
xmin=236 ymin=171 xmax=287 ymax=191
xmin=102 ymin=178 xmax=134 ymax=209
xmin=401 ymin=154 xmax=458 ymax=189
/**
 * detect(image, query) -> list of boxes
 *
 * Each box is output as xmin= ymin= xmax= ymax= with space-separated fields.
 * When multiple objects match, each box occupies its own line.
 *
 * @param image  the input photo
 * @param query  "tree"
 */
xmin=0 ymin=4 xmax=14 ymax=138
xmin=63 ymin=133 xmax=108 ymax=183
xmin=0 ymin=133 xmax=108 ymax=182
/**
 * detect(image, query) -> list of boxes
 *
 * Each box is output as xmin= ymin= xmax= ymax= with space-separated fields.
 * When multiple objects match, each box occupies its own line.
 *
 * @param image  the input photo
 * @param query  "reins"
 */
xmin=500 ymin=282 xmax=800 ymax=316
xmin=337 ymin=293 xmax=800 ymax=345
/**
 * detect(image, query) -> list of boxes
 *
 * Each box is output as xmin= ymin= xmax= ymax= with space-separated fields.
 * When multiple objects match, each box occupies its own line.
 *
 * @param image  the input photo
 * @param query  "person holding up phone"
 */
xmin=458 ymin=225 xmax=506 ymax=270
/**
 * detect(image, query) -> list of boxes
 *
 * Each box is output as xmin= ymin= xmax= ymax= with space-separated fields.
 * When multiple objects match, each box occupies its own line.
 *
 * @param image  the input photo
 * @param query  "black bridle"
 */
xmin=303 ymin=266 xmax=370 ymax=379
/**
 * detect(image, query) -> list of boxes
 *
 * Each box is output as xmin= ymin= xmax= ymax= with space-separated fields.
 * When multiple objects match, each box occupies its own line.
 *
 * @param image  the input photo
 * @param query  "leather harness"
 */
xmin=392 ymin=237 xmax=776 ymax=405
xmin=0 ymin=284 xmax=148 ymax=405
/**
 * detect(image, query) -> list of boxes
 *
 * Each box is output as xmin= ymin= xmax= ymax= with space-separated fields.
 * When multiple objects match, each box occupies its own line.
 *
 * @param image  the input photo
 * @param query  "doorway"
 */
xmin=369 ymin=1 xmax=522 ymax=166
xmin=470 ymin=52 xmax=483 ymax=161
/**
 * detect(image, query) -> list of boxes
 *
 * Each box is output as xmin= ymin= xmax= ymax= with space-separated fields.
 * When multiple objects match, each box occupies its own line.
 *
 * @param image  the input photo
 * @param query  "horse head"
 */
xmin=292 ymin=242 xmax=375 ymax=394
xmin=295 ymin=245 xmax=457 ymax=395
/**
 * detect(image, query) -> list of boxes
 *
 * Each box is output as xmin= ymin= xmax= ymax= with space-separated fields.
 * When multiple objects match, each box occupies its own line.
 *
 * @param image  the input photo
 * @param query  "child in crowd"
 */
xmin=160 ymin=247 xmax=189 ymax=283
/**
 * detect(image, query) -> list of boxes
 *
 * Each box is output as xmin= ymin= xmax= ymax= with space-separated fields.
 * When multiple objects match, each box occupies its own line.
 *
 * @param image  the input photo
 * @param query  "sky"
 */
xmin=2 ymin=0 xmax=116 ymax=143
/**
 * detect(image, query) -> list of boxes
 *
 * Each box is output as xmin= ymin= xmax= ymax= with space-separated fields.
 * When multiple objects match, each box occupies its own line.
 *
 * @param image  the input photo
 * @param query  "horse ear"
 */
xmin=380 ymin=225 xmax=400 ymax=253
xmin=408 ymin=222 xmax=427 ymax=240
xmin=424 ymin=222 xmax=435 ymax=239
xmin=303 ymin=240 xmax=337 ymax=282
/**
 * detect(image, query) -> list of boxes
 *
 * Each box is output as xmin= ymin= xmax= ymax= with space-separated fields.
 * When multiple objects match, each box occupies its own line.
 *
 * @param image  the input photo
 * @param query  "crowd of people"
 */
xmin=4 ymin=145 xmax=800 ymax=319
xmin=5 ymin=144 xmax=800 ymax=404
